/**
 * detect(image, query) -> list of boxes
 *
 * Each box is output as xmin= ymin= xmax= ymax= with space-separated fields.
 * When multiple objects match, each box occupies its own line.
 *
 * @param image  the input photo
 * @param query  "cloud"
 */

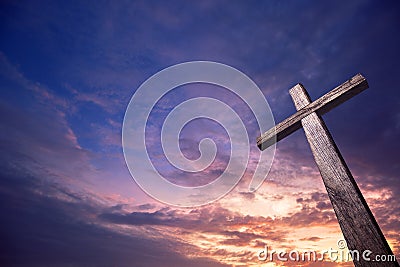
xmin=0 ymin=53 xmax=93 ymax=187
xmin=0 ymin=165 xmax=228 ymax=267
xmin=300 ymin=237 xmax=323 ymax=242
xmin=99 ymin=204 xmax=287 ymax=240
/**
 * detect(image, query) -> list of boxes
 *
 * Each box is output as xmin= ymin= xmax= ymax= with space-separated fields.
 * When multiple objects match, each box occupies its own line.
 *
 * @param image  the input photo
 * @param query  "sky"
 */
xmin=0 ymin=0 xmax=399 ymax=266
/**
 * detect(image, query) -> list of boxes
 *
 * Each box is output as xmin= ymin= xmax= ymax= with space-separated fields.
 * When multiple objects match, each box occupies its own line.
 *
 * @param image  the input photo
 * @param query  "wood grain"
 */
xmin=257 ymin=74 xmax=368 ymax=150
xmin=290 ymin=84 xmax=398 ymax=267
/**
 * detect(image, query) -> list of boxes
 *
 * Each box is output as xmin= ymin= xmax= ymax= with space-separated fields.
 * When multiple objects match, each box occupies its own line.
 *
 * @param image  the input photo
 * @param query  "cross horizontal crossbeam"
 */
xmin=256 ymin=74 xmax=368 ymax=150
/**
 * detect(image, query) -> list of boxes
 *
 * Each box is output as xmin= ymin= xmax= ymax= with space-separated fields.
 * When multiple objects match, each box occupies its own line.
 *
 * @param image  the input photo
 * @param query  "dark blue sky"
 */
xmin=0 ymin=1 xmax=399 ymax=266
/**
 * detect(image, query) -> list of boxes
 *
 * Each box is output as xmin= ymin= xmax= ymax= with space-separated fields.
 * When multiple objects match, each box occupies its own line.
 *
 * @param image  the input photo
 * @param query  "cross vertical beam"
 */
xmin=289 ymin=84 xmax=397 ymax=267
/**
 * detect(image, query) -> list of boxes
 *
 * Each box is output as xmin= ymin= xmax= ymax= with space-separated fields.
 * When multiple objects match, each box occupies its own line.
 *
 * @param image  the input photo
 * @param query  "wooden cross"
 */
xmin=257 ymin=74 xmax=399 ymax=266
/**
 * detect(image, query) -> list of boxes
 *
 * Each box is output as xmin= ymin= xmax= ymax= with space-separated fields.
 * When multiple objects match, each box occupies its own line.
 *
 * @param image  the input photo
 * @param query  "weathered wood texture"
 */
xmin=290 ymin=84 xmax=398 ymax=267
xmin=257 ymin=74 xmax=368 ymax=150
